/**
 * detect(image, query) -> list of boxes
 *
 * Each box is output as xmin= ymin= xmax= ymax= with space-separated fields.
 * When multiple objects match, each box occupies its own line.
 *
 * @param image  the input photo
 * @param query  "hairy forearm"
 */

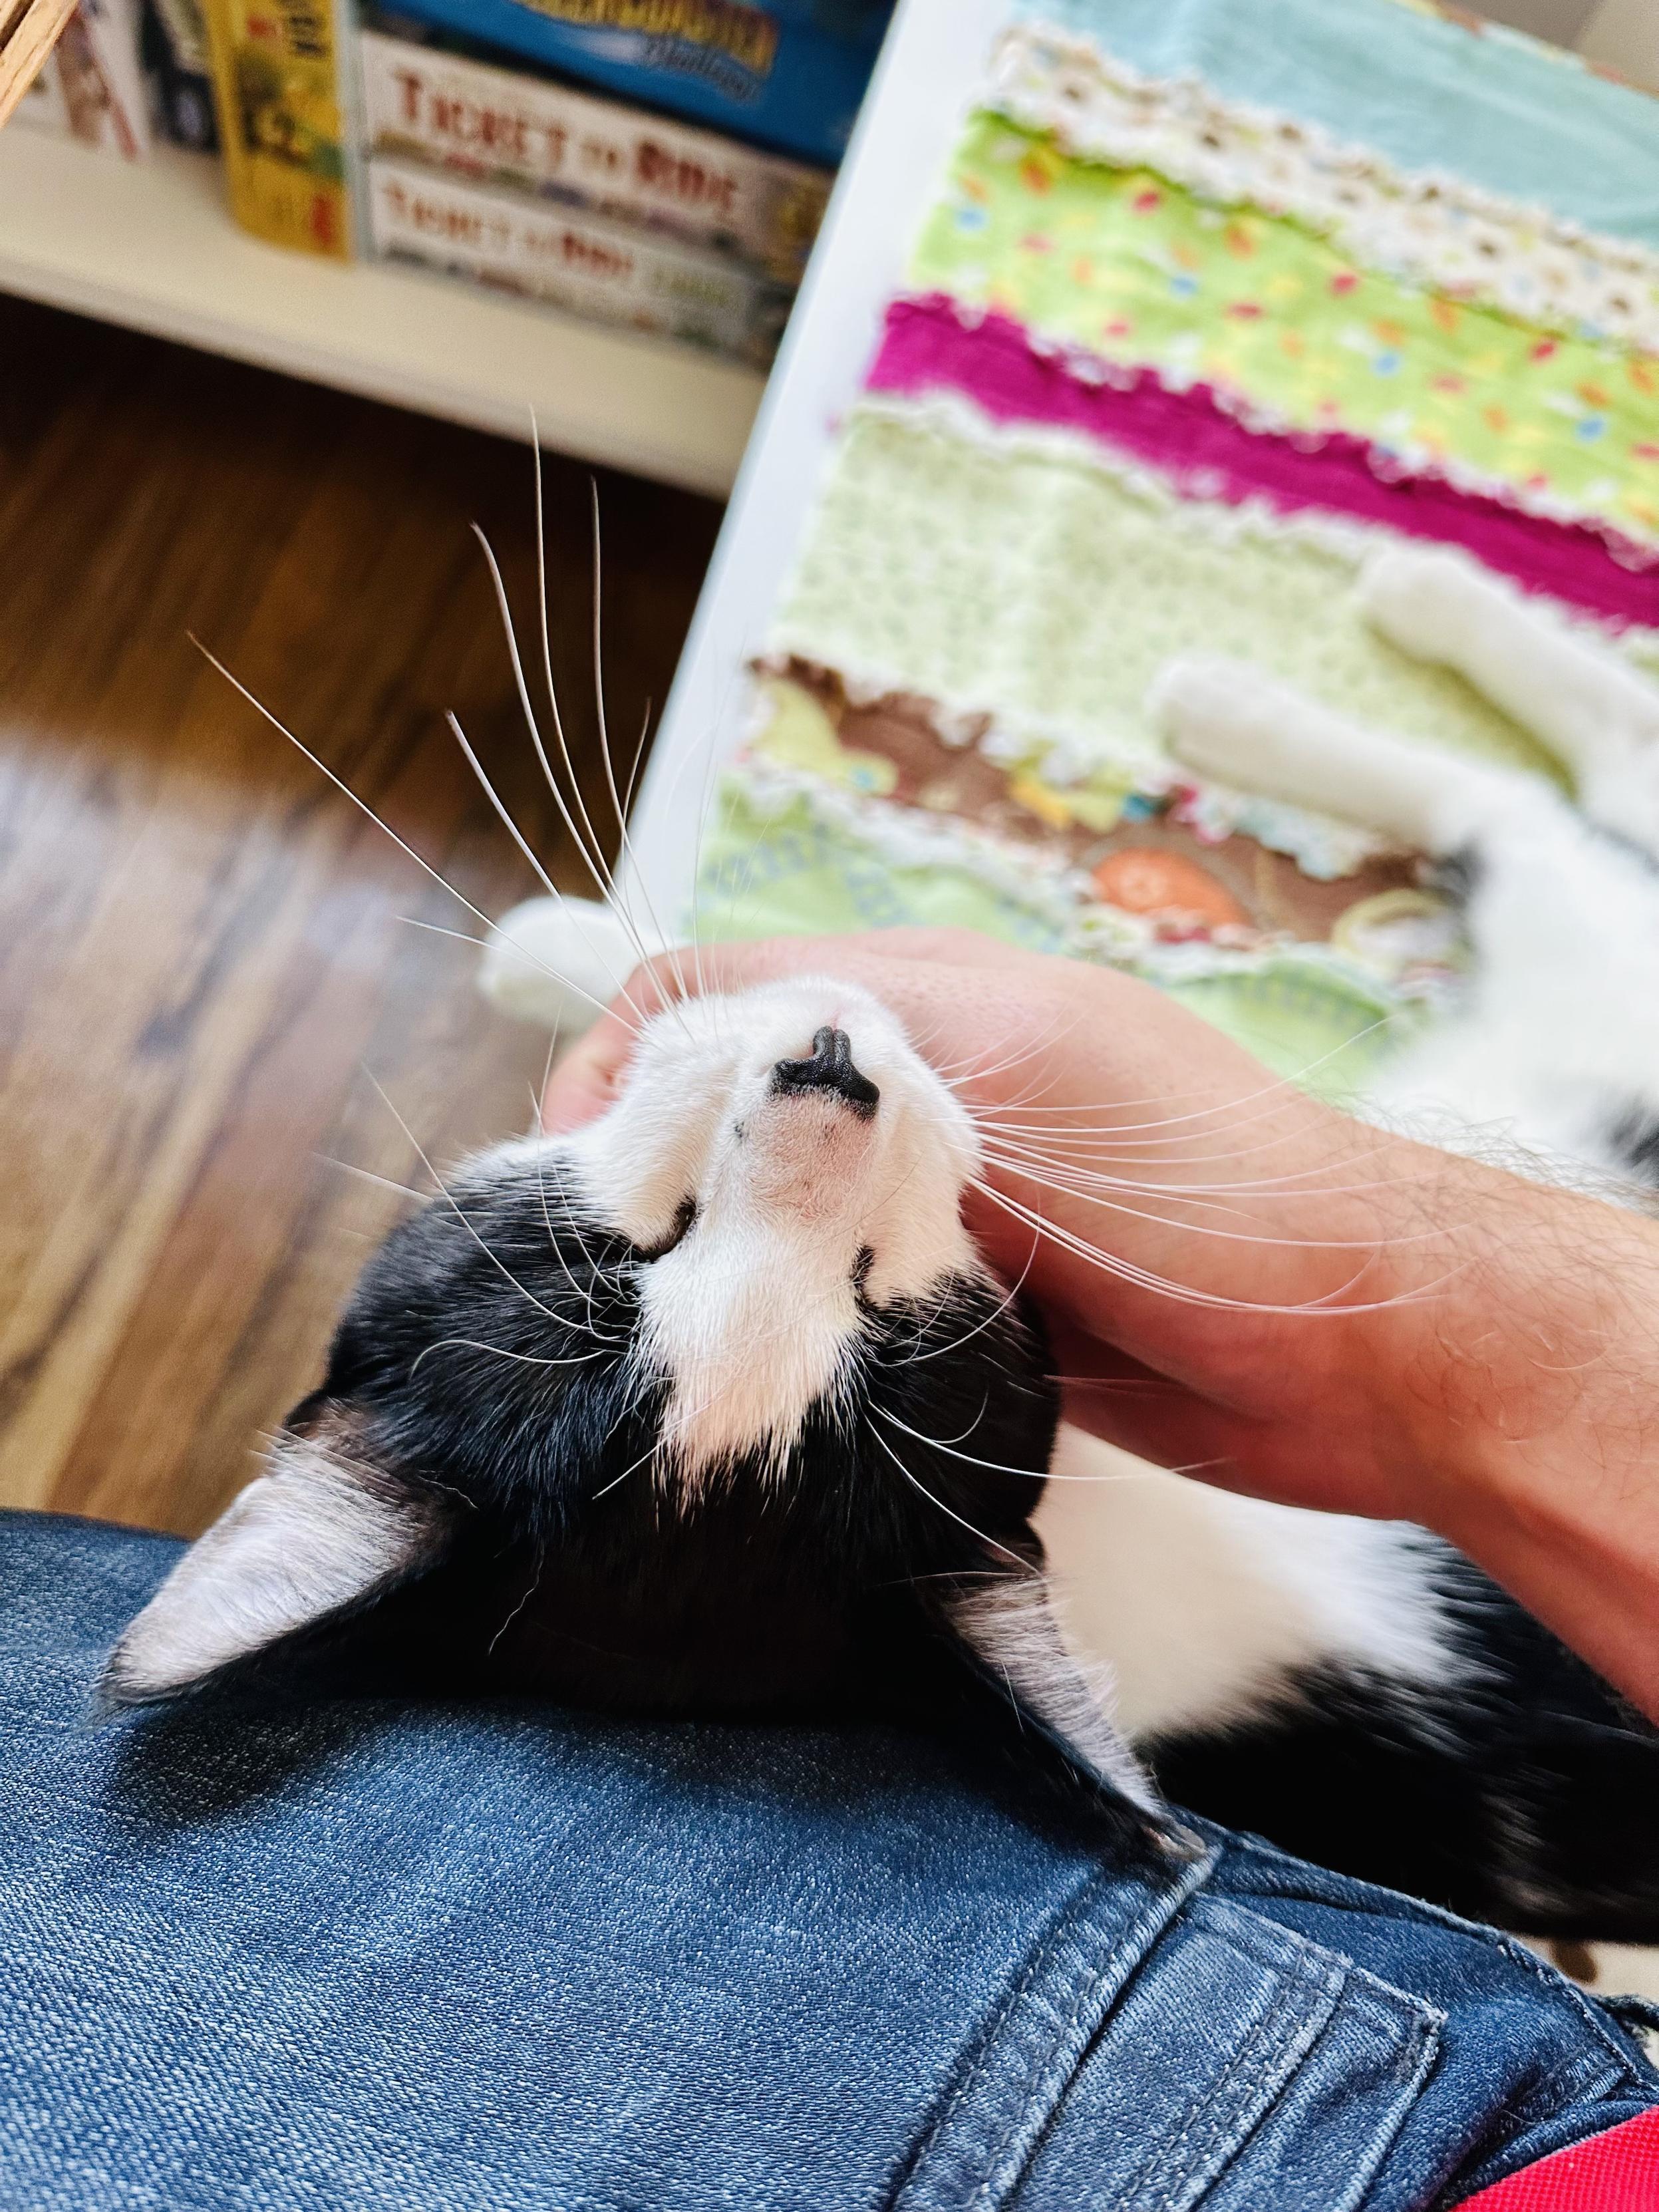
xmin=1368 ymin=1154 xmax=1659 ymax=1718
xmin=989 ymin=1095 xmax=1659 ymax=1719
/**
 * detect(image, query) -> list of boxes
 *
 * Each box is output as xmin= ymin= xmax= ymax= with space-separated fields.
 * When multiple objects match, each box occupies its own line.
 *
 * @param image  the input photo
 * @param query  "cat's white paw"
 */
xmin=1360 ymin=546 xmax=1485 ymax=665
xmin=478 ymin=896 xmax=663 ymax=1032
xmin=1149 ymin=653 xmax=1292 ymax=786
xmin=1583 ymin=753 xmax=1659 ymax=855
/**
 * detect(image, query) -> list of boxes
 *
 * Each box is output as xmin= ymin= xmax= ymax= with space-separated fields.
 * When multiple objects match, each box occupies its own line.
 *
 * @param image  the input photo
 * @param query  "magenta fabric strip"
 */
xmin=867 ymin=295 xmax=1659 ymax=631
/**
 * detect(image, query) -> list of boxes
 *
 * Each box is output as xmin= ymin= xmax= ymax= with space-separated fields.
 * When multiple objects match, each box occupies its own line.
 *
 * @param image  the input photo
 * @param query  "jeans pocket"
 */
xmin=904 ymin=1891 xmax=1443 ymax=2212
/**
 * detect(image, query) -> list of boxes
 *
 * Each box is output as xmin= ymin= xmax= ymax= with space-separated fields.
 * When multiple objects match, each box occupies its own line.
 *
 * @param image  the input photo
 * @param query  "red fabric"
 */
xmin=1458 ymin=2111 xmax=1659 ymax=2209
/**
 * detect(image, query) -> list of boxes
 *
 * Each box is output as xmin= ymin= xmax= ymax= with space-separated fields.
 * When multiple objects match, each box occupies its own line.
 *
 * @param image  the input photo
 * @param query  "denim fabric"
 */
xmin=0 ymin=1509 xmax=1652 ymax=2211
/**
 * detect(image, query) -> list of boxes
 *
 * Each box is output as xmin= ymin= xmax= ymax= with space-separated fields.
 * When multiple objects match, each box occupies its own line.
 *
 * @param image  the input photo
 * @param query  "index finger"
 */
xmin=535 ymin=927 xmax=1042 ymax=1133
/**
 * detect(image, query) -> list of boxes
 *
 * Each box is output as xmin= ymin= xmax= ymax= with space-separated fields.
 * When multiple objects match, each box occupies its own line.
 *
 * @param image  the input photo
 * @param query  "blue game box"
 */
xmin=358 ymin=1 xmax=898 ymax=168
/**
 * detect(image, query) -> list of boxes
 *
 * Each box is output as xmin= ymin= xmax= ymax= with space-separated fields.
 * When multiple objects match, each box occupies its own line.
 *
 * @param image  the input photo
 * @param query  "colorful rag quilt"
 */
xmin=695 ymin=0 xmax=1659 ymax=1090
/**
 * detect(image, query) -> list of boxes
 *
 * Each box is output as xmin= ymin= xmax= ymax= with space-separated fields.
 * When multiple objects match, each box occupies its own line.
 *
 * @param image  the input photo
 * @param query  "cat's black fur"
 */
xmin=1137 ymin=844 xmax=1656 ymax=1937
xmin=138 ymin=1150 xmax=1173 ymax=1865
xmin=119 ymin=1136 xmax=1659 ymax=1934
xmin=1152 ymin=1549 xmax=1659 ymax=1942
xmin=1608 ymin=1105 xmax=1659 ymax=1186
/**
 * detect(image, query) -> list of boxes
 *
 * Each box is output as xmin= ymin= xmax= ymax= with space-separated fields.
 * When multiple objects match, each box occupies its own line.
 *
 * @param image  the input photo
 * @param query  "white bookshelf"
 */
xmin=624 ymin=0 xmax=1004 ymax=920
xmin=0 ymin=127 xmax=765 ymax=496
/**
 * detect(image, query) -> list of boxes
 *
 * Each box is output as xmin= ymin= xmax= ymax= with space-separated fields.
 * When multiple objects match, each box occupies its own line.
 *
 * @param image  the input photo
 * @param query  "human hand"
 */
xmin=541 ymin=928 xmax=1478 ymax=1525
xmin=542 ymin=927 xmax=1659 ymax=1714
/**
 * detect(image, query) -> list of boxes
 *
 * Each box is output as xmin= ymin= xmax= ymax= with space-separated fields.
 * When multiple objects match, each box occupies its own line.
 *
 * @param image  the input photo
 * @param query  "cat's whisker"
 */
xmin=967 ymin=1113 xmax=1401 ymax=1184
xmin=967 ymin=1096 xmax=1449 ymax=1203
xmin=315 ymin=1157 xmax=430 ymax=1205
xmin=967 ymin=1101 xmax=1336 ymax=1160
xmin=931 ymin=1012 xmax=1079 ymax=1086
xmin=965 ymin=1076 xmax=1400 ymax=1172
xmin=945 ymin=1019 xmax=1391 ymax=1139
xmin=585 ymin=481 xmax=695 ymax=1013
xmin=969 ymin=1178 xmax=1446 ymax=1316
xmin=875 ymin=1404 xmax=1213 ymax=1484
xmin=968 ymin=1094 xmax=1323 ymax=1156
xmin=447 ymin=710 xmax=563 ymax=904
xmin=898 ymin=1237 xmax=1040 ymax=1366
xmin=975 ymin=1144 xmax=1444 ymax=1251
xmin=975 ymin=1126 xmax=1290 ymax=1193
xmin=873 ymin=1404 xmax=1048 ymax=1482
xmin=982 ymin=1149 xmax=1433 ymax=1207
xmin=472 ymin=520 xmax=686 ymax=1033
xmin=536 ymin=448 xmax=687 ymax=1011
xmin=362 ymin=1068 xmax=585 ymax=1334
xmin=527 ymin=441 xmax=682 ymax=1009
xmin=410 ymin=1336 xmax=609 ymax=1375
xmin=609 ymin=1412 xmax=736 ymax=1500
xmin=931 ymin=1004 xmax=1082 ymax=1091
xmin=443 ymin=711 xmax=647 ymax=1026
xmin=474 ymin=518 xmax=606 ymax=893
xmin=532 ymin=1144 xmax=631 ymax=1341
xmin=396 ymin=916 xmax=611 ymax=1022
xmin=535 ymin=1226 xmax=627 ymax=1344
xmin=621 ymin=695 xmax=653 ymax=820
xmin=974 ymin=1130 xmax=1447 ymax=1229
xmin=919 ymin=1392 xmax=992 ymax=1448
xmin=863 ymin=1421 xmax=1038 ymax=1575
xmin=1048 ymin=1373 xmax=1181 ymax=1390
xmin=488 ymin=1543 xmax=546 ymax=1655
xmin=588 ymin=1376 xmax=735 ymax=1500
xmin=528 ymin=1050 xmax=622 ymax=1333
xmin=192 ymin=639 xmax=607 ymax=1022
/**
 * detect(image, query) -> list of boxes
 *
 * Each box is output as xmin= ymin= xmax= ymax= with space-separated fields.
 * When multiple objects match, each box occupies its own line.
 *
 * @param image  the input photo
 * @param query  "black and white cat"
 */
xmin=102 ymin=972 xmax=1173 ymax=1871
xmin=105 ymin=545 xmax=1659 ymax=1937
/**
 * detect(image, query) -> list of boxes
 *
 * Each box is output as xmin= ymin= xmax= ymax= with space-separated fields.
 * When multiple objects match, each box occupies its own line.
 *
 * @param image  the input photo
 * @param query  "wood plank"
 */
xmin=0 ymin=0 xmax=76 ymax=129
xmin=0 ymin=295 xmax=720 ymax=1536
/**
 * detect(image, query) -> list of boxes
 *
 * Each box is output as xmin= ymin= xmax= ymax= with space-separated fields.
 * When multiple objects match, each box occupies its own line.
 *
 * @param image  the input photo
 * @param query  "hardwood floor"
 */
xmin=0 ymin=296 xmax=722 ymax=1539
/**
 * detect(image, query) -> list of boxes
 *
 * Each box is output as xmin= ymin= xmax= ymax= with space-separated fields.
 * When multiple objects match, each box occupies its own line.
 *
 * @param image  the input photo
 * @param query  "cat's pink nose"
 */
xmin=771 ymin=1027 xmax=880 ymax=1118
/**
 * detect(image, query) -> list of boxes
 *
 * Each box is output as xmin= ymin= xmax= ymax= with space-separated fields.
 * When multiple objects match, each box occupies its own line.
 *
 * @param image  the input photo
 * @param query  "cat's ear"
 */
xmin=99 ymin=1418 xmax=459 ymax=1709
xmin=948 ymin=1573 xmax=1169 ymax=1827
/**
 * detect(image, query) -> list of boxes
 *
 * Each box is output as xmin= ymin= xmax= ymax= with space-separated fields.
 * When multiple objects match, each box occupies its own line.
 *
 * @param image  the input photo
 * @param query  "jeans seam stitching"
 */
xmin=1139 ymin=1960 xmax=1338 ymax=2212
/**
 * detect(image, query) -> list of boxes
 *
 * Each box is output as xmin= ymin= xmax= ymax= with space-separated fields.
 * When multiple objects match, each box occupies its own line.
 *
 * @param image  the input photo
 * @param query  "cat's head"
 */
xmin=102 ymin=976 xmax=1164 ymax=1837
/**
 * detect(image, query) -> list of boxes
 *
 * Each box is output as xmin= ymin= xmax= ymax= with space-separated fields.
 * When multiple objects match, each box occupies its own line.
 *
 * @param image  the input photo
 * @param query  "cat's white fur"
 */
xmin=1034 ymin=1438 xmax=1466 ymax=1743
xmin=562 ymin=978 xmax=983 ymax=1479
xmin=1155 ymin=548 xmax=1659 ymax=1182
xmin=948 ymin=1571 xmax=1165 ymax=1812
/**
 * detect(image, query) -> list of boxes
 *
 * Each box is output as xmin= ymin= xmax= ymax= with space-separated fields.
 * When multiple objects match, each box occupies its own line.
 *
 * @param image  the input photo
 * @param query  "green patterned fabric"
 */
xmin=774 ymin=404 xmax=1563 ymax=787
xmin=912 ymin=116 xmax=1659 ymax=547
xmin=682 ymin=2 xmax=1659 ymax=1088
xmin=695 ymin=778 xmax=1410 ymax=1090
xmin=704 ymin=400 xmax=1603 ymax=1076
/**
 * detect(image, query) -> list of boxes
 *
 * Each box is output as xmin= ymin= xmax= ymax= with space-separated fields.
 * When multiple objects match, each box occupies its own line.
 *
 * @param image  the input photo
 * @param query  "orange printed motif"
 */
xmin=1090 ymin=850 xmax=1247 ymax=931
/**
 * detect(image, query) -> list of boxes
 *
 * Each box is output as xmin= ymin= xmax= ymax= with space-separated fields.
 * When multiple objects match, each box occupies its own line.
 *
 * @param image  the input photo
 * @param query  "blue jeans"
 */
xmin=0 ymin=1510 xmax=1652 ymax=2210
